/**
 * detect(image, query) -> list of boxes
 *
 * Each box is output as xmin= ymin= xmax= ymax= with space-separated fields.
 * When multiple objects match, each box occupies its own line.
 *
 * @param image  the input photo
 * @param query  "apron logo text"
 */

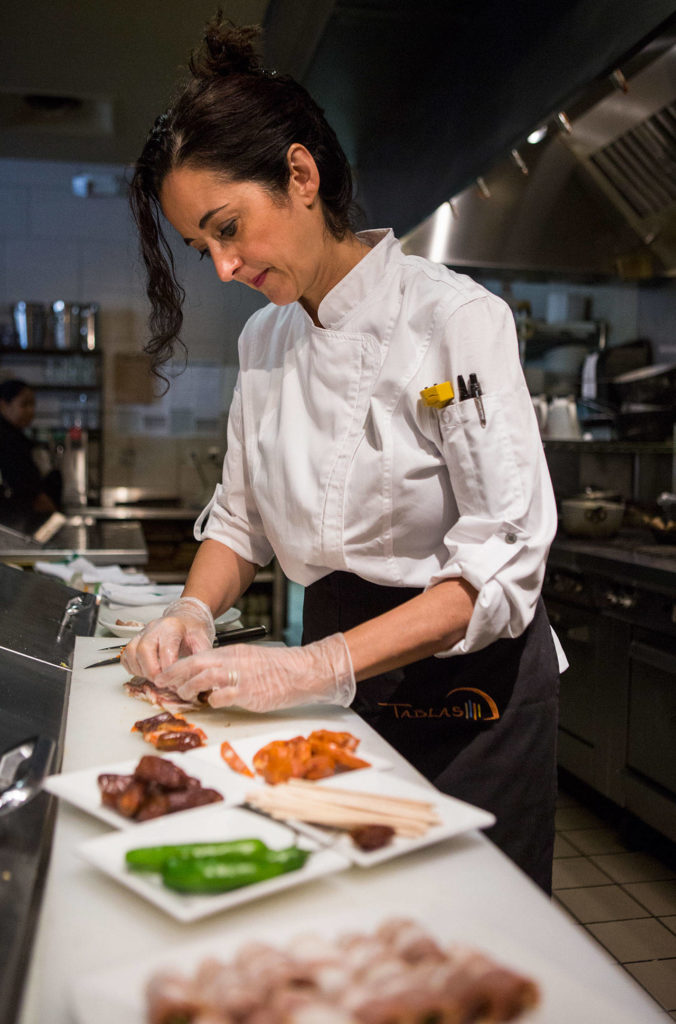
xmin=378 ymin=687 xmax=500 ymax=722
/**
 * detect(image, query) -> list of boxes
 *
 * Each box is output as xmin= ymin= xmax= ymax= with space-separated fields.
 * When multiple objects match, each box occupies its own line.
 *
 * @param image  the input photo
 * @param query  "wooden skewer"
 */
xmin=285 ymin=779 xmax=439 ymax=818
xmin=287 ymin=777 xmax=438 ymax=808
xmin=246 ymin=785 xmax=440 ymax=836
xmin=249 ymin=799 xmax=428 ymax=837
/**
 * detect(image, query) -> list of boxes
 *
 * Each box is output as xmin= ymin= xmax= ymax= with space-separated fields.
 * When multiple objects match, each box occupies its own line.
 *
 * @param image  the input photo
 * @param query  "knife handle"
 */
xmin=213 ymin=624 xmax=268 ymax=647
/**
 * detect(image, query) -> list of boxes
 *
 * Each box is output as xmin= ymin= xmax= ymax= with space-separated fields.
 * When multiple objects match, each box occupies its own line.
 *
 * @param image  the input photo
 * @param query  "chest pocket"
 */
xmin=434 ymin=392 xmax=527 ymax=522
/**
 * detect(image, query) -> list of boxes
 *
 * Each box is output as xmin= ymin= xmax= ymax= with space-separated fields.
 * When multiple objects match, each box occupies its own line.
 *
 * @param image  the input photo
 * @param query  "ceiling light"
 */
xmin=526 ymin=126 xmax=548 ymax=144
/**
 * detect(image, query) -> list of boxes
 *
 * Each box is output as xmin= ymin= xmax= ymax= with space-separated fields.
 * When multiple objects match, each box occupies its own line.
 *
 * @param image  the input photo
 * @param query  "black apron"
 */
xmin=303 ymin=571 xmax=560 ymax=894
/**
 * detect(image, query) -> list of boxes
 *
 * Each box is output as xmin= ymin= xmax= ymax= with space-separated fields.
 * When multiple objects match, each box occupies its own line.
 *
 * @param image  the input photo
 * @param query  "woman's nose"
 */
xmin=213 ymin=251 xmax=242 ymax=282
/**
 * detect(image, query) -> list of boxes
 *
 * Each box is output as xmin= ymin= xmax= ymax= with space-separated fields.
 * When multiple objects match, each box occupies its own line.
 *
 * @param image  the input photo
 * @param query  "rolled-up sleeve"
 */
xmin=194 ymin=383 xmax=275 ymax=568
xmin=424 ymin=296 xmax=557 ymax=655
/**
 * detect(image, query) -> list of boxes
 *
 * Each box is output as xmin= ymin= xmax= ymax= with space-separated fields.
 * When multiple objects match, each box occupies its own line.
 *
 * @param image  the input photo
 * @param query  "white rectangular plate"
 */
xmin=190 ymin=718 xmax=391 ymax=785
xmin=281 ymin=772 xmax=496 ymax=866
xmin=77 ymin=804 xmax=350 ymax=922
xmin=43 ymin=751 xmax=250 ymax=830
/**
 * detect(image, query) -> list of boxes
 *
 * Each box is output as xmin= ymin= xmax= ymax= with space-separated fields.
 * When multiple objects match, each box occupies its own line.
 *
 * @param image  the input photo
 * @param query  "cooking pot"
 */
xmin=560 ymin=498 xmax=625 ymax=538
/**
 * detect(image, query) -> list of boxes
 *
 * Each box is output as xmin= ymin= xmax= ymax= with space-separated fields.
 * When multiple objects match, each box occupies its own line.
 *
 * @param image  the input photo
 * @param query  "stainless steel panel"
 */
xmin=0 ymin=520 xmax=148 ymax=567
xmin=0 ymin=565 xmax=97 ymax=667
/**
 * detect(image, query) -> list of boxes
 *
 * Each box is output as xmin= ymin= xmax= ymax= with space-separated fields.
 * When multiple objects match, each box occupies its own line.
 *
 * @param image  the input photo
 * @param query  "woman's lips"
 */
xmin=252 ymin=270 xmax=268 ymax=288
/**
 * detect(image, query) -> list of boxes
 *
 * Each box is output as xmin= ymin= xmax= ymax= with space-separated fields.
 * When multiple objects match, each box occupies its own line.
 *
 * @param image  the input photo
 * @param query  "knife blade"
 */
xmin=84 ymin=623 xmax=268 ymax=669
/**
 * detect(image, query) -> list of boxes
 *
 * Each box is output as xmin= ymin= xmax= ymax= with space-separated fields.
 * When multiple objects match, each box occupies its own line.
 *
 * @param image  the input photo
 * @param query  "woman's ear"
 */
xmin=286 ymin=144 xmax=320 ymax=206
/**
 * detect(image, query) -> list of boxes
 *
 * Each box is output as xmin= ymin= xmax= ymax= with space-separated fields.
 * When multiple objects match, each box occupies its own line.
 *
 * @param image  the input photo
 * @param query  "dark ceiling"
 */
xmin=265 ymin=0 xmax=676 ymax=234
xmin=2 ymin=0 xmax=676 ymax=239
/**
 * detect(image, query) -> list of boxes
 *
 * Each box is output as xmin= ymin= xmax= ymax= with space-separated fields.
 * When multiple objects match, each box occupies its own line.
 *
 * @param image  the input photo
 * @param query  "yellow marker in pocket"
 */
xmin=420 ymin=381 xmax=454 ymax=408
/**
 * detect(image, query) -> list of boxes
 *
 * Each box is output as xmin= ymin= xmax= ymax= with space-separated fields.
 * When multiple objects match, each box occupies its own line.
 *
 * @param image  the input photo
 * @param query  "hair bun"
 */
xmin=190 ymin=14 xmax=263 ymax=79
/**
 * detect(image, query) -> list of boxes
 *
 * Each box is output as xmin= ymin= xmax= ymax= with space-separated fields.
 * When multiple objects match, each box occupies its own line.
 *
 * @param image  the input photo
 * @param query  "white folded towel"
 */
xmin=98 ymin=582 xmax=184 ymax=605
xmin=34 ymin=556 xmax=151 ymax=587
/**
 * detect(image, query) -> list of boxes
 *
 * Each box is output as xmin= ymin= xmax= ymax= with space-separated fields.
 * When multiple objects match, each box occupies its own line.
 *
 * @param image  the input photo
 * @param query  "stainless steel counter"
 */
xmin=549 ymin=528 xmax=676 ymax=592
xmin=0 ymin=520 xmax=148 ymax=567
xmin=66 ymin=505 xmax=202 ymax=521
xmin=0 ymin=566 xmax=98 ymax=1024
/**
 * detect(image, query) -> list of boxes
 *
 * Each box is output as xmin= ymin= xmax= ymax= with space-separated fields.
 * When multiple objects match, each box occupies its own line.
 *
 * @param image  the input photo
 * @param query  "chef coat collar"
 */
xmin=315 ymin=228 xmax=397 ymax=330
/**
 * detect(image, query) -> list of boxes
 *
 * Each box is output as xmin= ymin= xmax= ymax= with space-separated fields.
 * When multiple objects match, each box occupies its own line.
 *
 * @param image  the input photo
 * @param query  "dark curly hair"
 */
xmin=129 ymin=13 xmax=358 ymax=381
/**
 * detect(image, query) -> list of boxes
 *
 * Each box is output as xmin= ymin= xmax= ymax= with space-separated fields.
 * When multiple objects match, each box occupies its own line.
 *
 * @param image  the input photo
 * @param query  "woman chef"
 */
xmin=124 ymin=16 xmax=564 ymax=893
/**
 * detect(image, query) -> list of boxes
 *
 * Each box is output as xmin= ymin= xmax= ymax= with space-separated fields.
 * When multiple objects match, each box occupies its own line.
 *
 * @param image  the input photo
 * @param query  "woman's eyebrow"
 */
xmin=199 ymin=204 xmax=228 ymax=230
xmin=182 ymin=203 xmax=230 ymax=245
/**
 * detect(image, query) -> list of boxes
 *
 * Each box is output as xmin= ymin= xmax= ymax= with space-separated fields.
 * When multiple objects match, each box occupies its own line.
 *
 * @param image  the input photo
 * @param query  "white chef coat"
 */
xmin=196 ymin=228 xmax=560 ymax=660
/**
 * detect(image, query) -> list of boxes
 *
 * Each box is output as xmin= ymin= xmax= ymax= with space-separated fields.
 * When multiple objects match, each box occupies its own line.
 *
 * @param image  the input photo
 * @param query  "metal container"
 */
xmin=12 ymin=301 xmax=46 ymax=349
xmin=78 ymin=303 xmax=99 ymax=351
xmin=560 ymin=498 xmax=625 ymax=538
xmin=48 ymin=301 xmax=80 ymax=349
xmin=46 ymin=301 xmax=98 ymax=351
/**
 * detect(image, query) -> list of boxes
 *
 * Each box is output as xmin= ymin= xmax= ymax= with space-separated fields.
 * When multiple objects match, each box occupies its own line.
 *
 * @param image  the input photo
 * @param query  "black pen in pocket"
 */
xmin=468 ymin=373 xmax=487 ymax=427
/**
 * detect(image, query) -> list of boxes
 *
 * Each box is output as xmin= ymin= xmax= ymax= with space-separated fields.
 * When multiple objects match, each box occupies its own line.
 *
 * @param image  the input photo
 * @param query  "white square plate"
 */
xmin=279 ymin=772 xmax=496 ymax=867
xmin=190 ymin=719 xmax=392 ymax=786
xmin=43 ymin=751 xmax=249 ymax=829
xmin=77 ymin=804 xmax=350 ymax=922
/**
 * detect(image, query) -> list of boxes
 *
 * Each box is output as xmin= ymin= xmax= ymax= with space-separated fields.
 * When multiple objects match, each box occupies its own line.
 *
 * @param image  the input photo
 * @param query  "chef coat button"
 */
xmin=505 ymin=532 xmax=517 ymax=544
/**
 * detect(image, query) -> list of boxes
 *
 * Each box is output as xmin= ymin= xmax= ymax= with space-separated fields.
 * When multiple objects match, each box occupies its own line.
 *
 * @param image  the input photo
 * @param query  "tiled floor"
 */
xmin=554 ymin=772 xmax=676 ymax=1019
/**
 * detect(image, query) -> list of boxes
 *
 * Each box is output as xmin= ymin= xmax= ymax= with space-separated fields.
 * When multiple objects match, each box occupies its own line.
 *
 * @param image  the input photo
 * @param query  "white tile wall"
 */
xmin=0 ymin=156 xmax=266 ymax=499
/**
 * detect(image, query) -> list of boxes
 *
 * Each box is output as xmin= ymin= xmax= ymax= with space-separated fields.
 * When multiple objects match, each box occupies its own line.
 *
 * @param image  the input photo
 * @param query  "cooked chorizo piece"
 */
xmin=114 ymin=779 xmax=148 ymax=818
xmin=133 ymin=754 xmax=196 ymax=790
xmin=97 ymin=773 xmax=134 ymax=806
xmin=152 ymin=730 xmax=205 ymax=752
xmin=132 ymin=710 xmax=182 ymax=734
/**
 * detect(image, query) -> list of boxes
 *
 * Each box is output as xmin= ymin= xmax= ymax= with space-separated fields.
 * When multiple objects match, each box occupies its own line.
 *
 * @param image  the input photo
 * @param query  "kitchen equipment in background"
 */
xmin=560 ymin=496 xmax=625 ymax=538
xmin=545 ymin=396 xmax=581 ymax=439
xmin=61 ymin=426 xmax=88 ymax=507
xmin=12 ymin=301 xmax=46 ymax=349
xmin=531 ymin=394 xmax=548 ymax=434
xmin=49 ymin=302 xmax=80 ymax=350
xmin=646 ymin=491 xmax=676 ymax=543
xmin=10 ymin=301 xmax=98 ymax=352
xmin=545 ymin=292 xmax=590 ymax=324
xmin=541 ymin=342 xmax=590 ymax=397
xmin=581 ymin=339 xmax=653 ymax=404
xmin=615 ymin=404 xmax=675 ymax=442
xmin=48 ymin=301 xmax=98 ymax=351
xmin=611 ymin=362 xmax=676 ymax=407
xmin=78 ymin=303 xmax=98 ymax=351
xmin=0 ymin=735 xmax=55 ymax=819
xmin=611 ymin=363 xmax=676 ymax=441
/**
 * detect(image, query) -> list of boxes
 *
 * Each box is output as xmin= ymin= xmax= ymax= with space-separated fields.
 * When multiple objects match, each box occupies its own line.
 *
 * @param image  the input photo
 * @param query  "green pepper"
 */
xmin=161 ymin=845 xmax=309 ymax=894
xmin=125 ymin=838 xmax=270 ymax=873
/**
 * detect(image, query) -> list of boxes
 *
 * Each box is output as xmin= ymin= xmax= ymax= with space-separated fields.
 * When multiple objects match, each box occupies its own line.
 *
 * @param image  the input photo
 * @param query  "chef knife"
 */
xmin=84 ymin=624 xmax=268 ymax=669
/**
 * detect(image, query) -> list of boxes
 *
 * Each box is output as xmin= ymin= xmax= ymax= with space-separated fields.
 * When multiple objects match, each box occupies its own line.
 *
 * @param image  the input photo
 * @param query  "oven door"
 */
xmin=626 ymin=630 xmax=676 ymax=794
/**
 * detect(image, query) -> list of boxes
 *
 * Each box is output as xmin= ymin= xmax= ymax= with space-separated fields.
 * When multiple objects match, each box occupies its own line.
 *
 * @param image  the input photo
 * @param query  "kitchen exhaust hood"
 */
xmin=402 ymin=30 xmax=676 ymax=278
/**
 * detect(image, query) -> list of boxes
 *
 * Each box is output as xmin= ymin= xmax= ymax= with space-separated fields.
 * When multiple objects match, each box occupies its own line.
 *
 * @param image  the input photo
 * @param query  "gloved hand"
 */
xmin=120 ymin=596 xmax=216 ymax=679
xmin=153 ymin=633 xmax=356 ymax=713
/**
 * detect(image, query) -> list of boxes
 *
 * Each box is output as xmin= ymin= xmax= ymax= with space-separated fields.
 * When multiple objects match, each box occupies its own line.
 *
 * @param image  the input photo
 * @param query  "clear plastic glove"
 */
xmin=120 ymin=596 xmax=216 ymax=680
xmin=153 ymin=633 xmax=356 ymax=713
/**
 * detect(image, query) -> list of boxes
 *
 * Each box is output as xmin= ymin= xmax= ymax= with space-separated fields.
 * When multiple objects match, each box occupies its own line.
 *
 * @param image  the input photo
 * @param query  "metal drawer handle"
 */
xmin=0 ymin=736 xmax=55 ymax=818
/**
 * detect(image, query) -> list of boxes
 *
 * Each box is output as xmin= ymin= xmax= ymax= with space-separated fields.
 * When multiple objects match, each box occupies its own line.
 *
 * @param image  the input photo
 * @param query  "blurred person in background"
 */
xmin=0 ymin=379 xmax=61 ymax=517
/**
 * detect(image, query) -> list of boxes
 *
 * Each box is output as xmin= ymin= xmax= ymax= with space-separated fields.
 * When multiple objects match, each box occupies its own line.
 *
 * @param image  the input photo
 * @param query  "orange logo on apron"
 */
xmin=446 ymin=687 xmax=500 ymax=721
